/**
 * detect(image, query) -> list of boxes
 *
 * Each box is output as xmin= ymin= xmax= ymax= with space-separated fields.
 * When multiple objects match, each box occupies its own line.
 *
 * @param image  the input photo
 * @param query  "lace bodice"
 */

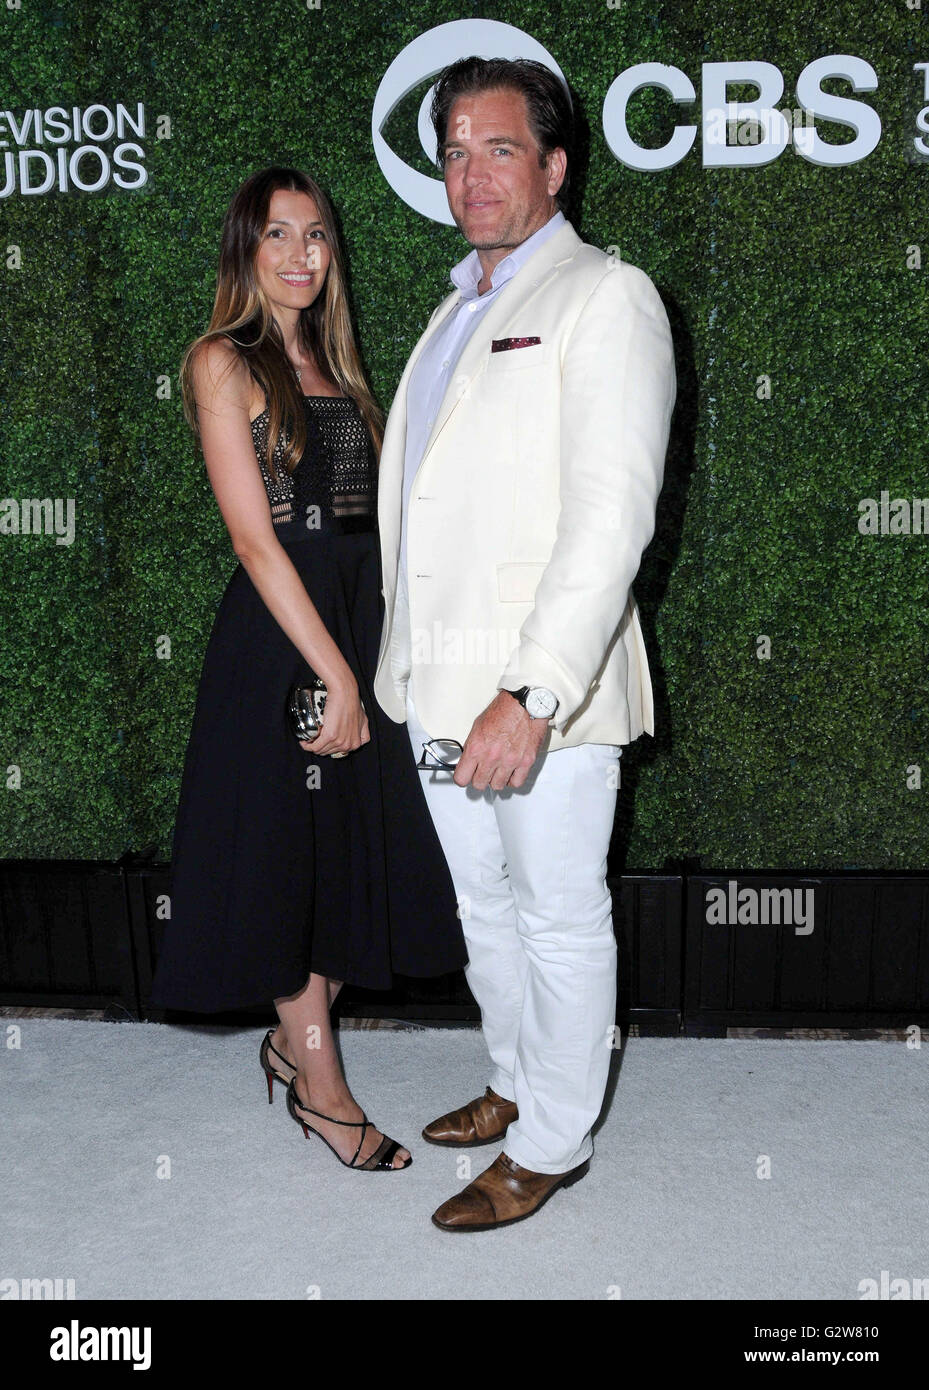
xmin=249 ymin=395 xmax=376 ymax=531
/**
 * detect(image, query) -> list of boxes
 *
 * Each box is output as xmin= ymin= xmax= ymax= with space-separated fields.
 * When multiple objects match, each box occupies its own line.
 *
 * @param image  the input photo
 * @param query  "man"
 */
xmin=373 ymin=56 xmax=676 ymax=1230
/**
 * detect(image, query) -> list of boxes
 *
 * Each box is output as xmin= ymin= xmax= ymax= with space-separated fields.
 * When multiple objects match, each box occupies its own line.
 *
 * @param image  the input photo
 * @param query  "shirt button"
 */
xmin=442 ymin=360 xmax=449 ymax=368
xmin=468 ymin=303 xmax=476 ymax=312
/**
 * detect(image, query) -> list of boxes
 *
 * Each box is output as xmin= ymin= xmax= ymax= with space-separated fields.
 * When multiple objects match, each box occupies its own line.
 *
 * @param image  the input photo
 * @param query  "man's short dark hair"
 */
xmin=430 ymin=57 xmax=574 ymax=215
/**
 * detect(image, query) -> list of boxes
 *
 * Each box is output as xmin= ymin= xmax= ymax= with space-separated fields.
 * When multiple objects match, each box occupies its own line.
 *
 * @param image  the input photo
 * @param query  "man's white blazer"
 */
xmin=373 ymin=219 xmax=676 ymax=751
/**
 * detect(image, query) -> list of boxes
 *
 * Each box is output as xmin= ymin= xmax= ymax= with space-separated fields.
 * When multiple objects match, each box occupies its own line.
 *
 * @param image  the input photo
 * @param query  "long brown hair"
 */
xmin=181 ymin=166 xmax=384 ymax=482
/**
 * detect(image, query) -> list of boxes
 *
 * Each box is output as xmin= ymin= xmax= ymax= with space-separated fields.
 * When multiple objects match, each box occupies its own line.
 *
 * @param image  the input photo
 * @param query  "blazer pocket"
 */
xmin=484 ymin=341 xmax=549 ymax=372
xmin=497 ymin=561 xmax=548 ymax=602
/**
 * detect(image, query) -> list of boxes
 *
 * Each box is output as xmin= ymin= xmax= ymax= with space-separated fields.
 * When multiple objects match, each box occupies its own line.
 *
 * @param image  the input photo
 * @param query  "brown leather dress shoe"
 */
xmin=421 ymin=1087 xmax=518 ymax=1147
xmin=431 ymin=1152 xmax=590 ymax=1231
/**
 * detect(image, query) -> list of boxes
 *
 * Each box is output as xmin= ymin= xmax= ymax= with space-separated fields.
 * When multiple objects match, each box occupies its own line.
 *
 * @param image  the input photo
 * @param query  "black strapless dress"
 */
xmin=148 ymin=395 xmax=467 ymax=1012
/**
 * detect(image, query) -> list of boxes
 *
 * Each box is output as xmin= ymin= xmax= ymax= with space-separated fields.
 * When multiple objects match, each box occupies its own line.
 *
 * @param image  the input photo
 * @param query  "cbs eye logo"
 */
xmin=370 ymin=18 xmax=568 ymax=225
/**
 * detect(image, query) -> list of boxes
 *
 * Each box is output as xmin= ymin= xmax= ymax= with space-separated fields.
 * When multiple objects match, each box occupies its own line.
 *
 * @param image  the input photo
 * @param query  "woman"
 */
xmin=149 ymin=167 xmax=467 ymax=1171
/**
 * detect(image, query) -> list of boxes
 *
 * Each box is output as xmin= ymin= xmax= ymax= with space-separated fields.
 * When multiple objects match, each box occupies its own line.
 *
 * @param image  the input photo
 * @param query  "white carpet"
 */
xmin=1 ymin=1020 xmax=925 ymax=1300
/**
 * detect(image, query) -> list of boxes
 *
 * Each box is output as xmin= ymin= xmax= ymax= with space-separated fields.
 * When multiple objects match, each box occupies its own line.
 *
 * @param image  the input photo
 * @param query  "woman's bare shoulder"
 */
xmin=190 ymin=335 xmax=251 ymax=407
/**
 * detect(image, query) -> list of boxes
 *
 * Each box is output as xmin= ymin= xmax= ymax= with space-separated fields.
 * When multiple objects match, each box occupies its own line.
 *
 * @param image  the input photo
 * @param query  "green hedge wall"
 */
xmin=1 ymin=0 xmax=926 ymax=870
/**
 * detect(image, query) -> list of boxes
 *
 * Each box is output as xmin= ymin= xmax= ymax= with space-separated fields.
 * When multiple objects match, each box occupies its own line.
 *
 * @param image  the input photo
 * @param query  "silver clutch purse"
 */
xmin=287 ymin=675 xmax=328 ymax=742
xmin=287 ymin=675 xmax=365 ymax=751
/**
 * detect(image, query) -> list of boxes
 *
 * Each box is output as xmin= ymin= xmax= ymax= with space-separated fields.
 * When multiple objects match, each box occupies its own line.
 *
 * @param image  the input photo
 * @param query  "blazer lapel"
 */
xmin=378 ymin=219 xmax=582 ymax=587
xmin=377 ymin=288 xmax=460 ymax=574
xmin=414 ymin=220 xmax=582 ymax=483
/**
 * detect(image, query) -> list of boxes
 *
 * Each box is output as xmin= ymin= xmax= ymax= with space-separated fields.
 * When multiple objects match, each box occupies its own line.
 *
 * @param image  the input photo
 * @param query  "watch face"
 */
xmin=525 ymin=687 xmax=557 ymax=719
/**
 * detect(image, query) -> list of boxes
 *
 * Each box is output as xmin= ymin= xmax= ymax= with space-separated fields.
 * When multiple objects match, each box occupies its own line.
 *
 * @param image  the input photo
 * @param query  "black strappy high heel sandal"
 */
xmin=259 ymin=1028 xmax=296 ymax=1102
xmin=285 ymin=1078 xmax=412 ymax=1171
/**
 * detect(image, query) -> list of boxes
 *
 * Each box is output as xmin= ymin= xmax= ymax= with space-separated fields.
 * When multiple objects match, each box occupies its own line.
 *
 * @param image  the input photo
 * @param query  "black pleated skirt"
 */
xmin=148 ymin=519 xmax=467 ymax=1012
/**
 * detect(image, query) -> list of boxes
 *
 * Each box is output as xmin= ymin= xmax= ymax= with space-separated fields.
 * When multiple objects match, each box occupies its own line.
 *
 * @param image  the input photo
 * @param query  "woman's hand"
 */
xmin=299 ymin=673 xmax=369 ymax=758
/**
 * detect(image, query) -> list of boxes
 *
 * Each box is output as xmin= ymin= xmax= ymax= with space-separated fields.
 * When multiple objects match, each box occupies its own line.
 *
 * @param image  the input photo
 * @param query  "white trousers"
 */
xmin=405 ymin=686 xmax=621 ymax=1174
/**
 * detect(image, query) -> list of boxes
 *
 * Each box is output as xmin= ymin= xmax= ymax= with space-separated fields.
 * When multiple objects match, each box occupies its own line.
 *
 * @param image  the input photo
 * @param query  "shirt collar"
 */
xmin=449 ymin=209 xmax=566 ymax=301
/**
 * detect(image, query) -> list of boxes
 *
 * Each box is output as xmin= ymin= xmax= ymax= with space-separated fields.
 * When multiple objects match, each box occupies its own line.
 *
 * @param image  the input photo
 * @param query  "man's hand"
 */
xmin=454 ymin=691 xmax=551 ymax=791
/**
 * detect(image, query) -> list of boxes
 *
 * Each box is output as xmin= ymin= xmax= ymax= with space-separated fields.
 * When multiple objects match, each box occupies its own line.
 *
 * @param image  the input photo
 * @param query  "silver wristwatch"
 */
xmin=505 ymin=685 xmax=559 ymax=720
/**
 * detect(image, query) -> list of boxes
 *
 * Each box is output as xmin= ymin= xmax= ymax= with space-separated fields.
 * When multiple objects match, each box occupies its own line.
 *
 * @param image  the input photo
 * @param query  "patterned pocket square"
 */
xmin=491 ymin=336 xmax=542 ymax=352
